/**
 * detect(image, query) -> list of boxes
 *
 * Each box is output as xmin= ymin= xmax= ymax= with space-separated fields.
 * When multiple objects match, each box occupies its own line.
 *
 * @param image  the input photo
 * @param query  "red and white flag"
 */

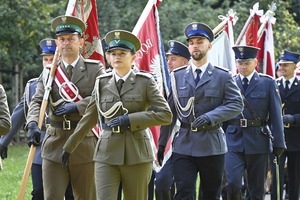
xmin=257 ymin=11 xmax=276 ymax=77
xmin=65 ymin=0 xmax=105 ymax=66
xmin=208 ymin=10 xmax=238 ymax=74
xmin=240 ymin=3 xmax=263 ymax=47
xmin=132 ymin=0 xmax=169 ymax=171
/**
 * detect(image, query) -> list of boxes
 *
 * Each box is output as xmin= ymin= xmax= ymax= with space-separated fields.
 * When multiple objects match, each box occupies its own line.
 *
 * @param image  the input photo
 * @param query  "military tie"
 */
xmin=67 ymin=65 xmax=73 ymax=79
xmin=284 ymin=80 xmax=290 ymax=94
xmin=117 ymin=79 xmax=124 ymax=93
xmin=243 ymin=77 xmax=248 ymax=91
xmin=195 ymin=69 xmax=202 ymax=85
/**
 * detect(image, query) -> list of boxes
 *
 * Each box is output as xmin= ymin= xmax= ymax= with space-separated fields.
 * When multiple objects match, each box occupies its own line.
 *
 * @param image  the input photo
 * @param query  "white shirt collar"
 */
xmin=62 ymin=56 xmax=80 ymax=69
xmin=114 ymin=69 xmax=132 ymax=82
xmin=283 ymin=75 xmax=296 ymax=88
xmin=239 ymin=70 xmax=256 ymax=82
xmin=191 ymin=60 xmax=209 ymax=79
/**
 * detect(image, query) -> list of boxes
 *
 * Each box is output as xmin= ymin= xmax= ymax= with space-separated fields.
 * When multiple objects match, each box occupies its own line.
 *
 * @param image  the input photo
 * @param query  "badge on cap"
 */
xmin=61 ymin=17 xmax=67 ymax=23
xmin=170 ymin=41 xmax=174 ymax=47
xmin=238 ymin=47 xmax=244 ymax=57
xmin=115 ymin=32 xmax=120 ymax=40
xmin=192 ymin=23 xmax=197 ymax=30
xmin=46 ymin=40 xmax=52 ymax=46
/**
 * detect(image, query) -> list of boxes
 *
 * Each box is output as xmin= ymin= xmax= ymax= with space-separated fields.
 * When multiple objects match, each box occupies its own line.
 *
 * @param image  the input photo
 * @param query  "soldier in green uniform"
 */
xmin=0 ymin=85 xmax=11 ymax=136
xmin=26 ymin=15 xmax=105 ymax=200
xmin=62 ymin=30 xmax=172 ymax=200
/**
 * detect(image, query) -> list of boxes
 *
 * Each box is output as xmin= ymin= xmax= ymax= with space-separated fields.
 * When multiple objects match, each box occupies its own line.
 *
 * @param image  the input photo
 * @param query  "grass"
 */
xmin=0 ymin=144 xmax=201 ymax=200
xmin=0 ymin=144 xmax=32 ymax=200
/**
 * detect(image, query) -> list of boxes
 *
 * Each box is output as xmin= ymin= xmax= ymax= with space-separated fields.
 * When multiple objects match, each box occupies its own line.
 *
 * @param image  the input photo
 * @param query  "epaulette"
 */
xmin=27 ymin=77 xmax=39 ymax=83
xmin=214 ymin=65 xmax=229 ymax=72
xmin=258 ymin=73 xmax=273 ymax=79
xmin=136 ymin=71 xmax=153 ymax=78
xmin=276 ymin=76 xmax=283 ymax=82
xmin=173 ymin=65 xmax=188 ymax=72
xmin=84 ymin=59 xmax=100 ymax=64
xmin=98 ymin=72 xmax=113 ymax=79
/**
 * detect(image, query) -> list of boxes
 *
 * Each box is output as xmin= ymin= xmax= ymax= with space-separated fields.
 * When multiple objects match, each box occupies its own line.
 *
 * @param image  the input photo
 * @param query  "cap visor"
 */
xmin=278 ymin=60 xmax=295 ymax=64
xmin=107 ymin=46 xmax=132 ymax=52
xmin=236 ymin=58 xmax=256 ymax=62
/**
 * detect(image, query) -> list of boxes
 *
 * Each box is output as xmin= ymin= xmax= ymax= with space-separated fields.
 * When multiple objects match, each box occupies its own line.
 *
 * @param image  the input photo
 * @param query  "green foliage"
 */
xmin=0 ymin=0 xmax=299 ymax=111
xmin=0 ymin=0 xmax=66 ymax=110
xmin=0 ymin=145 xmax=32 ymax=199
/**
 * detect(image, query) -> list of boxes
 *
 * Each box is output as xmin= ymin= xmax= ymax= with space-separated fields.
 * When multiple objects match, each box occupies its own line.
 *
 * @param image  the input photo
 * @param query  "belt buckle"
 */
xmin=284 ymin=123 xmax=290 ymax=128
xmin=112 ymin=126 xmax=120 ymax=133
xmin=63 ymin=120 xmax=71 ymax=130
xmin=240 ymin=119 xmax=247 ymax=127
xmin=191 ymin=124 xmax=198 ymax=132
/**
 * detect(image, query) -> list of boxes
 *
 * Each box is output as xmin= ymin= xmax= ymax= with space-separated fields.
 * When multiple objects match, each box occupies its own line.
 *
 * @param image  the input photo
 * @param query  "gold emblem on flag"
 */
xmin=115 ymin=32 xmax=120 ymax=39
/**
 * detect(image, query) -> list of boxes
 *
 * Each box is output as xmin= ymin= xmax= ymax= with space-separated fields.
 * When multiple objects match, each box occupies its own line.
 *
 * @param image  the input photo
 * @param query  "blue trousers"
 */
xmin=225 ymin=151 xmax=268 ymax=199
xmin=155 ymin=157 xmax=174 ymax=191
xmin=173 ymin=153 xmax=224 ymax=200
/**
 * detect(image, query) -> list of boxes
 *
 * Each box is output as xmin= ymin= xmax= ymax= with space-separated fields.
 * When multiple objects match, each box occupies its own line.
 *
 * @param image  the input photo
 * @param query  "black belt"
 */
xmin=181 ymin=122 xmax=220 ymax=132
xmin=227 ymin=119 xmax=267 ymax=127
xmin=103 ymin=124 xmax=131 ymax=133
xmin=50 ymin=121 xmax=79 ymax=130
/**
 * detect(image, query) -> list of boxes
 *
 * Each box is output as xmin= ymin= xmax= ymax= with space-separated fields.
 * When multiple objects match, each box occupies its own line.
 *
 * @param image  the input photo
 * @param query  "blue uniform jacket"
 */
xmin=226 ymin=72 xmax=286 ymax=154
xmin=277 ymin=77 xmax=300 ymax=151
xmin=159 ymin=63 xmax=243 ymax=157
xmin=0 ymin=78 xmax=48 ymax=165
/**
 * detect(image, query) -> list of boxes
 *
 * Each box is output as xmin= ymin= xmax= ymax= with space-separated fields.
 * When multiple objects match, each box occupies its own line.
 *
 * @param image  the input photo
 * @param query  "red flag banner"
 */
xmin=240 ymin=3 xmax=263 ymax=47
xmin=257 ymin=12 xmax=276 ymax=77
xmin=132 ymin=0 xmax=169 ymax=170
xmin=66 ymin=0 xmax=105 ymax=66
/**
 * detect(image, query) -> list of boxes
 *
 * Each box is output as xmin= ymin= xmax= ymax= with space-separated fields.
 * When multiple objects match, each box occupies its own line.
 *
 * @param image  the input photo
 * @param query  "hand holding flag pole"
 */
xmin=18 ymin=49 xmax=60 ymax=200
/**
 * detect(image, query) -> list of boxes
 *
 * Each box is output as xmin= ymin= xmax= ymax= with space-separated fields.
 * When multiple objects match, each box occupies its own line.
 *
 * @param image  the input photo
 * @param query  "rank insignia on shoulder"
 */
xmin=173 ymin=65 xmax=188 ymax=72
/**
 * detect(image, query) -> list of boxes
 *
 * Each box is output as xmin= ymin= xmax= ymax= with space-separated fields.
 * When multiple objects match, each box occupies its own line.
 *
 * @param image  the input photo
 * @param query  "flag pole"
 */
xmin=132 ymin=0 xmax=156 ymax=35
xmin=257 ymin=2 xmax=277 ymax=38
xmin=18 ymin=49 xmax=60 ymax=200
xmin=235 ymin=2 xmax=262 ymax=45
xmin=235 ymin=15 xmax=254 ymax=45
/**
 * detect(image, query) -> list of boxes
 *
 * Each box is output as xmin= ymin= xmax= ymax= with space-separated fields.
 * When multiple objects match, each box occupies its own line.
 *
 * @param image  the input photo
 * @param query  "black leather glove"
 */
xmin=0 ymin=144 xmax=8 ymax=159
xmin=192 ymin=115 xmax=210 ymax=129
xmin=157 ymin=145 xmax=165 ymax=166
xmin=62 ymin=150 xmax=70 ymax=170
xmin=273 ymin=147 xmax=285 ymax=158
xmin=107 ymin=115 xmax=130 ymax=128
xmin=27 ymin=121 xmax=41 ymax=147
xmin=283 ymin=114 xmax=295 ymax=126
xmin=53 ymin=103 xmax=78 ymax=116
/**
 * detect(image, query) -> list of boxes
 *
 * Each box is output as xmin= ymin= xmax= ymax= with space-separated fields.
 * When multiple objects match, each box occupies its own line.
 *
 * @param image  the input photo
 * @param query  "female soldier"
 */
xmin=62 ymin=30 xmax=172 ymax=200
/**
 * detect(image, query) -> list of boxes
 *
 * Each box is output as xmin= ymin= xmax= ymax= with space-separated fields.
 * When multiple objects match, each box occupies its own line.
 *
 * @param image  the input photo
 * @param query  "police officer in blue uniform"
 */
xmin=0 ymin=39 xmax=74 ymax=199
xmin=225 ymin=46 xmax=286 ymax=200
xmin=271 ymin=50 xmax=300 ymax=200
xmin=158 ymin=22 xmax=243 ymax=200
xmin=156 ymin=40 xmax=190 ymax=200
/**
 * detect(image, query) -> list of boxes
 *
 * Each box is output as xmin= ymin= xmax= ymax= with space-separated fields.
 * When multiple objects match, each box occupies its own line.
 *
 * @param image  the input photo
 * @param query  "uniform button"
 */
xmin=137 ymin=125 xmax=140 ymax=128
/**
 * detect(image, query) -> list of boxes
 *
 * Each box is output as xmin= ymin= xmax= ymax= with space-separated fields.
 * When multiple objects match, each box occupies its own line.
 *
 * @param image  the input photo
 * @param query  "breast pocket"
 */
xmin=100 ymin=96 xmax=114 ymax=111
xmin=123 ymin=94 xmax=143 ymax=111
xmin=204 ymin=89 xmax=222 ymax=107
xmin=250 ymin=92 xmax=266 ymax=99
